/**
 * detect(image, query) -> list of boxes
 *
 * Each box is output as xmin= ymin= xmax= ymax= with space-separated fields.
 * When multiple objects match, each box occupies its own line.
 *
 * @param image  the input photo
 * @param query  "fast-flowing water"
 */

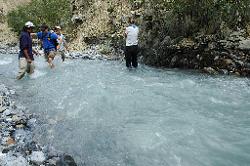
xmin=0 ymin=53 xmax=250 ymax=166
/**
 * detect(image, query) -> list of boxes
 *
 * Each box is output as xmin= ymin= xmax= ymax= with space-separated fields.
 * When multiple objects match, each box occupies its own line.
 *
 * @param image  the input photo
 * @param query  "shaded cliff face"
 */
xmin=0 ymin=0 xmax=31 ymax=45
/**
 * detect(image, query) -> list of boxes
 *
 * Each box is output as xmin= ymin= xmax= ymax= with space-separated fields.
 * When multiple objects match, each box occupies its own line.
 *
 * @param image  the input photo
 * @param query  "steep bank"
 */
xmin=70 ymin=0 xmax=142 ymax=50
xmin=142 ymin=31 xmax=250 ymax=76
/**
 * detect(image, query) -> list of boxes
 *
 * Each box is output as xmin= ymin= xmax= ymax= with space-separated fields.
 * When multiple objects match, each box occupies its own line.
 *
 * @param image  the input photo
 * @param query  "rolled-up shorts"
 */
xmin=16 ymin=58 xmax=35 ymax=79
xmin=45 ymin=50 xmax=56 ymax=61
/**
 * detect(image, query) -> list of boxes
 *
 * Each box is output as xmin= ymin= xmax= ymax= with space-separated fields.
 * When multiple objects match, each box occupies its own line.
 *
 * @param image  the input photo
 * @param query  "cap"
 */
xmin=55 ymin=26 xmax=61 ymax=30
xmin=25 ymin=21 xmax=35 ymax=28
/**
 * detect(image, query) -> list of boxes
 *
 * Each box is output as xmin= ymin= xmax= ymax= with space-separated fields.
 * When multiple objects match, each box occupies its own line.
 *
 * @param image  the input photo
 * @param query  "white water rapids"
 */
xmin=0 ymin=53 xmax=250 ymax=166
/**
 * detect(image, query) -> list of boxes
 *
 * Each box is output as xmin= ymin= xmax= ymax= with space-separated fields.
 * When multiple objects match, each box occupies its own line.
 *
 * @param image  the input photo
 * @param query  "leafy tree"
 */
xmin=7 ymin=0 xmax=72 ymax=32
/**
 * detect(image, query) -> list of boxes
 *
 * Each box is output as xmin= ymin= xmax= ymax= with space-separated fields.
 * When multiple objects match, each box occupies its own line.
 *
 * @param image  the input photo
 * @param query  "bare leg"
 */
xmin=48 ymin=57 xmax=55 ymax=68
xmin=48 ymin=51 xmax=56 ymax=68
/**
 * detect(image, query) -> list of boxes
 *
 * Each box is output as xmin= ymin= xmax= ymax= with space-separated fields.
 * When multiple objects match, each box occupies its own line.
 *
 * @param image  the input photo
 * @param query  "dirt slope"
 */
xmin=0 ymin=0 xmax=31 ymax=45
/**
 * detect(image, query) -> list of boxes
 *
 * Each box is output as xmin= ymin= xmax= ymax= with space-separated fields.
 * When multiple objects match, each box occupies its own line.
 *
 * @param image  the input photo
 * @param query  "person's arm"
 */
xmin=36 ymin=32 xmax=42 ymax=39
xmin=30 ymin=33 xmax=37 ymax=38
xmin=51 ymin=32 xmax=58 ymax=40
xmin=124 ymin=28 xmax=128 ymax=38
xmin=20 ymin=35 xmax=32 ymax=62
xmin=23 ymin=49 xmax=32 ymax=63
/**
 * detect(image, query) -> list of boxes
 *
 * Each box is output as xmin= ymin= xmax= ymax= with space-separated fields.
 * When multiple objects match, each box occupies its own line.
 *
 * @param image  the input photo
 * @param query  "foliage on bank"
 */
xmin=7 ymin=0 xmax=72 ymax=32
xmin=142 ymin=0 xmax=250 ymax=39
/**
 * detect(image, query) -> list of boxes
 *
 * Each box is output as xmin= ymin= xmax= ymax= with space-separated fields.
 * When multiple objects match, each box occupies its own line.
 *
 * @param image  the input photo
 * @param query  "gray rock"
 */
xmin=56 ymin=154 xmax=77 ymax=166
xmin=3 ymin=109 xmax=14 ymax=116
xmin=0 ymin=153 xmax=28 ymax=166
xmin=29 ymin=151 xmax=46 ymax=164
xmin=239 ymin=39 xmax=250 ymax=50
xmin=203 ymin=67 xmax=218 ymax=75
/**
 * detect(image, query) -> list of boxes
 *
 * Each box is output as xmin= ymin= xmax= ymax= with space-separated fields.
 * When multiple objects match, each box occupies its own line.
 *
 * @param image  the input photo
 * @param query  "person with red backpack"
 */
xmin=36 ymin=24 xmax=58 ymax=68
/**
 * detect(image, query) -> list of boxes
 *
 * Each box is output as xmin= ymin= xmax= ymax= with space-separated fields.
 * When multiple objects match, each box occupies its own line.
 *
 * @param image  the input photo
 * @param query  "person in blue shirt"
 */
xmin=17 ymin=21 xmax=35 ymax=80
xmin=37 ymin=24 xmax=58 ymax=68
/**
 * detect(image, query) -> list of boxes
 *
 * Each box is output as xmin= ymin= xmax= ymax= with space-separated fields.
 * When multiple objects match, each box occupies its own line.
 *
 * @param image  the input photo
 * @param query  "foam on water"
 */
xmin=0 ymin=58 xmax=13 ymax=65
xmin=29 ymin=70 xmax=47 ymax=79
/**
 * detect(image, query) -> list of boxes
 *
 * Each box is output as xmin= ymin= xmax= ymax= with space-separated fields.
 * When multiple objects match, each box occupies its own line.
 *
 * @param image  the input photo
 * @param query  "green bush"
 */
xmin=7 ymin=0 xmax=72 ymax=33
xmin=143 ymin=0 xmax=250 ymax=37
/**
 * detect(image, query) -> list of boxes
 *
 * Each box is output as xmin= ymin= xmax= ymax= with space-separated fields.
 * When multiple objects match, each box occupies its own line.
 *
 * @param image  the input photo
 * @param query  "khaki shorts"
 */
xmin=45 ymin=50 xmax=56 ymax=61
xmin=57 ymin=50 xmax=66 ymax=61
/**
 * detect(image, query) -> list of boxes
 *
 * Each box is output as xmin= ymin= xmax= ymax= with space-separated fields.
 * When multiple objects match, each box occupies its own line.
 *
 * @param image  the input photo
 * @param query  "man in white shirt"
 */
xmin=125 ymin=17 xmax=139 ymax=68
xmin=55 ymin=26 xmax=69 ymax=62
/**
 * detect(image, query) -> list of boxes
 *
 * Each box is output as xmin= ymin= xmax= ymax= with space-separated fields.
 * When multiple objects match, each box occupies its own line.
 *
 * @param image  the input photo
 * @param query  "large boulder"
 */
xmin=56 ymin=154 xmax=77 ymax=166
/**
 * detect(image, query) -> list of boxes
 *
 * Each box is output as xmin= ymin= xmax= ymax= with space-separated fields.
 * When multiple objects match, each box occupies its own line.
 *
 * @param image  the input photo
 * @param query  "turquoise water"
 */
xmin=0 ymin=54 xmax=250 ymax=166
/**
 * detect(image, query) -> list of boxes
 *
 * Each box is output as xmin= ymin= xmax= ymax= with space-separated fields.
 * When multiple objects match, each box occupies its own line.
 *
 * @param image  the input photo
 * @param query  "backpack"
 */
xmin=48 ymin=32 xmax=59 ymax=49
xmin=42 ymin=32 xmax=59 ymax=49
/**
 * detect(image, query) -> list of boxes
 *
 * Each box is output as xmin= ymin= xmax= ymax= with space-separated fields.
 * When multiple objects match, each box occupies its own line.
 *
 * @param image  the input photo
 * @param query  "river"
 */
xmin=0 ymin=53 xmax=250 ymax=166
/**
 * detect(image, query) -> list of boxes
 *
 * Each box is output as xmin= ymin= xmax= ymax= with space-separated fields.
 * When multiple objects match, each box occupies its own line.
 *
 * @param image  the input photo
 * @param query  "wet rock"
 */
xmin=46 ymin=157 xmax=60 ymax=165
xmin=0 ymin=154 xmax=28 ymax=166
xmin=56 ymin=154 xmax=77 ymax=166
xmin=6 ymin=137 xmax=15 ymax=145
xmin=222 ymin=59 xmax=236 ymax=69
xmin=142 ymin=31 xmax=250 ymax=76
xmin=239 ymin=39 xmax=250 ymax=50
xmin=0 ymin=108 xmax=5 ymax=113
xmin=203 ymin=67 xmax=218 ymax=75
xmin=3 ymin=109 xmax=14 ymax=116
xmin=218 ymin=69 xmax=229 ymax=75
xmin=29 ymin=151 xmax=46 ymax=165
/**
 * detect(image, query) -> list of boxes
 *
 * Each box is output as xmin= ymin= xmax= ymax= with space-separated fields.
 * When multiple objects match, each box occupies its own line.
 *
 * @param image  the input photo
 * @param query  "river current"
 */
xmin=0 ymin=53 xmax=250 ymax=166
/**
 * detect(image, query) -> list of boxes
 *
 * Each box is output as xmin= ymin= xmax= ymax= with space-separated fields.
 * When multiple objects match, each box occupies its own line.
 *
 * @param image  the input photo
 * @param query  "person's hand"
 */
xmin=34 ymin=52 xmax=41 ymax=56
xmin=27 ymin=59 xmax=32 ymax=63
xmin=33 ymin=49 xmax=41 ymax=56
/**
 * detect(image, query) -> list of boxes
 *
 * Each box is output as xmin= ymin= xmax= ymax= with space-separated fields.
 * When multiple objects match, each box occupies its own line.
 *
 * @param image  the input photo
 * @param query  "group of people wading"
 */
xmin=17 ymin=17 xmax=139 ymax=80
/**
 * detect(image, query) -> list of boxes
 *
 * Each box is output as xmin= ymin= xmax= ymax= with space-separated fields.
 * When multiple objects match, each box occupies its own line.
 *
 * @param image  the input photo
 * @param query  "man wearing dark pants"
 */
xmin=125 ymin=17 xmax=139 ymax=68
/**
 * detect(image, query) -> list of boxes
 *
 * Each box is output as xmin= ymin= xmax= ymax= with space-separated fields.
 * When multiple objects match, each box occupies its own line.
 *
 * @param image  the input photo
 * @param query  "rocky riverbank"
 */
xmin=0 ymin=43 xmax=123 ymax=61
xmin=142 ymin=30 xmax=250 ymax=77
xmin=0 ymin=84 xmax=77 ymax=166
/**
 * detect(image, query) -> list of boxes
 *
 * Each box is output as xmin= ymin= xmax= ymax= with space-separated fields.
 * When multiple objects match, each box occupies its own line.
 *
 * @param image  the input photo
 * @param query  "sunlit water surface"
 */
xmin=0 ymin=54 xmax=250 ymax=166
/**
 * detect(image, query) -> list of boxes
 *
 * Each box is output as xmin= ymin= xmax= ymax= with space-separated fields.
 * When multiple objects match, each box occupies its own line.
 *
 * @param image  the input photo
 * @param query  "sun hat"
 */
xmin=55 ymin=26 xmax=61 ymax=30
xmin=25 ymin=21 xmax=35 ymax=28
